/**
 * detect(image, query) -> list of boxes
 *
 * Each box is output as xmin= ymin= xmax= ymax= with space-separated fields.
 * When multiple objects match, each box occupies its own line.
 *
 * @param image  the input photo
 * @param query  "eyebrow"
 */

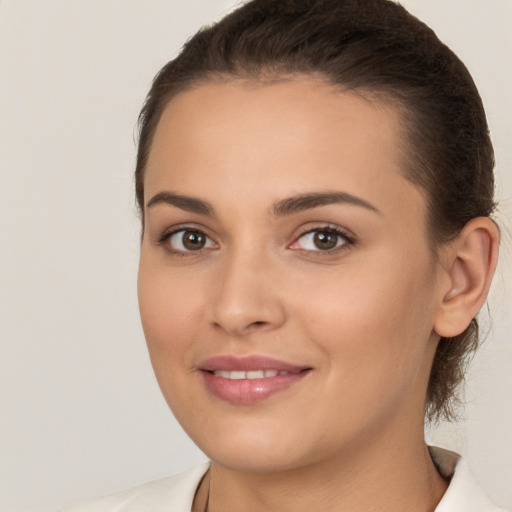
xmin=146 ymin=190 xmax=381 ymax=217
xmin=146 ymin=191 xmax=216 ymax=216
xmin=271 ymin=191 xmax=381 ymax=216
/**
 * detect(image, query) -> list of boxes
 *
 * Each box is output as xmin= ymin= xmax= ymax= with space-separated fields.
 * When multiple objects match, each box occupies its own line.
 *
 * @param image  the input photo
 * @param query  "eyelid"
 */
xmin=289 ymin=224 xmax=355 ymax=253
xmin=154 ymin=222 xmax=354 ymax=256
xmin=156 ymin=224 xmax=219 ymax=254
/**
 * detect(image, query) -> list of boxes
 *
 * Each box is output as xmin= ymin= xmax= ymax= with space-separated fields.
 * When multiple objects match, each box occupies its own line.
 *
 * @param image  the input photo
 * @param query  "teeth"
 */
xmin=247 ymin=370 xmax=264 ymax=379
xmin=212 ymin=369 xmax=288 ymax=380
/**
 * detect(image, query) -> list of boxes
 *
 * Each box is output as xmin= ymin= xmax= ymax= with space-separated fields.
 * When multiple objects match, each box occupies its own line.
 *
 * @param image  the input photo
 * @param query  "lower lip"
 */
xmin=201 ymin=371 xmax=310 ymax=404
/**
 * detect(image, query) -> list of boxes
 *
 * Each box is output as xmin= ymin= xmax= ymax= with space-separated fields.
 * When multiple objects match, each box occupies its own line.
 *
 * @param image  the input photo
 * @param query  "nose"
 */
xmin=210 ymin=249 xmax=286 ymax=337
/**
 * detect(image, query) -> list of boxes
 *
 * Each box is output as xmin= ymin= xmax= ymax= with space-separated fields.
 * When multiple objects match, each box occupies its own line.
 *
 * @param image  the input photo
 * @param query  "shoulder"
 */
xmin=59 ymin=463 xmax=210 ymax=512
xmin=430 ymin=446 xmax=509 ymax=512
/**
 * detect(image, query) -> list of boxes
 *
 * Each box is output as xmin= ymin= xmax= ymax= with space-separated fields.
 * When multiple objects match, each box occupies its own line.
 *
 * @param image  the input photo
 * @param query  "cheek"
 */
xmin=295 ymin=258 xmax=432 ymax=334
xmin=137 ymin=255 xmax=204 ymax=366
xmin=137 ymin=258 xmax=207 ymax=416
xmin=292 ymin=253 xmax=437 ymax=394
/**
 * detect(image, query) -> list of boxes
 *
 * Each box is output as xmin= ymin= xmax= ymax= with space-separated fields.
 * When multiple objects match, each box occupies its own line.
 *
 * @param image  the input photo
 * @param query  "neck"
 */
xmin=197 ymin=424 xmax=448 ymax=512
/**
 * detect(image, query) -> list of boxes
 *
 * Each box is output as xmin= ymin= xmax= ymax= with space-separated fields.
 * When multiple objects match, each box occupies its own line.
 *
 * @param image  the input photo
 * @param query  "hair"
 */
xmin=134 ymin=0 xmax=496 ymax=423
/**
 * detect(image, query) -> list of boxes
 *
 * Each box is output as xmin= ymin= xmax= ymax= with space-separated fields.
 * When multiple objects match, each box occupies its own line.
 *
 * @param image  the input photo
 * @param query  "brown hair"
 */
xmin=135 ymin=0 xmax=496 ymax=422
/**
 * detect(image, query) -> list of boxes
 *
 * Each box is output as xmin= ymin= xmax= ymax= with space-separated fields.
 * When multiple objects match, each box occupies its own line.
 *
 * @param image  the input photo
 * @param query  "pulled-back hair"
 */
xmin=135 ymin=0 xmax=496 ymax=423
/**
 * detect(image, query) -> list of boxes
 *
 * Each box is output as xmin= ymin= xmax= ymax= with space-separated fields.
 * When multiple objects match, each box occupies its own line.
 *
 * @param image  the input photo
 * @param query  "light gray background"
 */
xmin=1 ymin=1 xmax=511 ymax=511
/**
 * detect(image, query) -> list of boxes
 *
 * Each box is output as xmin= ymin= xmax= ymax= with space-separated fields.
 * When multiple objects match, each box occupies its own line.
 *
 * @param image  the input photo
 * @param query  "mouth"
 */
xmin=198 ymin=355 xmax=312 ymax=404
xmin=210 ymin=369 xmax=300 ymax=379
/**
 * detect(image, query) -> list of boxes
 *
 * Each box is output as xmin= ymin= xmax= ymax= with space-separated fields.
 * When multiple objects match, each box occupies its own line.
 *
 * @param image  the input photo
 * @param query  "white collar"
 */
xmin=174 ymin=448 xmax=505 ymax=512
xmin=429 ymin=446 xmax=505 ymax=511
xmin=65 ymin=447 xmax=506 ymax=511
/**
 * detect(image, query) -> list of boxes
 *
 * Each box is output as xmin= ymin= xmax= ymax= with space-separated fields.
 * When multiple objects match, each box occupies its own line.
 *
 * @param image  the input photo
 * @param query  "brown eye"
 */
xmin=168 ymin=229 xmax=215 ymax=252
xmin=290 ymin=227 xmax=352 ymax=252
xmin=182 ymin=231 xmax=206 ymax=250
xmin=313 ymin=231 xmax=338 ymax=250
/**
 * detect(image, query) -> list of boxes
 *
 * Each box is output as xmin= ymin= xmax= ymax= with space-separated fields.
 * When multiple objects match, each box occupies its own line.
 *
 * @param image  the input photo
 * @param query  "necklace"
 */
xmin=203 ymin=472 xmax=210 ymax=512
xmin=193 ymin=470 xmax=210 ymax=512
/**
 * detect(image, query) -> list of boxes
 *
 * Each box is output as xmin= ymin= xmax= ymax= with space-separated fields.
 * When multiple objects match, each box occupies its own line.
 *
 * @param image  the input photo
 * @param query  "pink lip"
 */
xmin=198 ymin=355 xmax=312 ymax=405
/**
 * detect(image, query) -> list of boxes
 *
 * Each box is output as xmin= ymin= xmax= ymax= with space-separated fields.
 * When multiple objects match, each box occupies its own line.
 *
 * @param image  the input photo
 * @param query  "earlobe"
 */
xmin=434 ymin=217 xmax=500 ymax=338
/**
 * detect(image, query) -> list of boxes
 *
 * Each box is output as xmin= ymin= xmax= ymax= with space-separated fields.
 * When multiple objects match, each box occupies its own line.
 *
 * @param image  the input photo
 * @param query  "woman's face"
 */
xmin=138 ymin=78 xmax=444 ymax=472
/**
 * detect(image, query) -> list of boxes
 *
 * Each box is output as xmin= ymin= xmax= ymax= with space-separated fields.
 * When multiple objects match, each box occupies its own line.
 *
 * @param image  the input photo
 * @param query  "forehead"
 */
xmin=144 ymin=78 xmax=425 ymax=223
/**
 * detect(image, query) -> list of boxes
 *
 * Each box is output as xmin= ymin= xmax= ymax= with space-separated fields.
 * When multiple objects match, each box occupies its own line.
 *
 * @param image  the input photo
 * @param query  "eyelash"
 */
xmin=291 ymin=225 xmax=355 ymax=255
xmin=157 ymin=225 xmax=217 ymax=257
xmin=157 ymin=224 xmax=355 ymax=256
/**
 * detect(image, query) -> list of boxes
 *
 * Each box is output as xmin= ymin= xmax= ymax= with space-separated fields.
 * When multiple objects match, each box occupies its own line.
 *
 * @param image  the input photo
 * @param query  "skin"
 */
xmin=137 ymin=77 xmax=485 ymax=511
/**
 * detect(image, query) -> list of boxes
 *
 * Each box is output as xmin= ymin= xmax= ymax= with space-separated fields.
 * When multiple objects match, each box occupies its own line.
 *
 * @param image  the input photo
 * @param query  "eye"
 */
xmin=164 ymin=229 xmax=217 ymax=253
xmin=290 ymin=227 xmax=353 ymax=252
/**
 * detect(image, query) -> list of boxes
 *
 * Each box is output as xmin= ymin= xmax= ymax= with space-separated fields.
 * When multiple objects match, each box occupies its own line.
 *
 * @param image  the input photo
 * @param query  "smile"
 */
xmin=212 ymin=370 xmax=295 ymax=379
xmin=199 ymin=355 xmax=312 ymax=404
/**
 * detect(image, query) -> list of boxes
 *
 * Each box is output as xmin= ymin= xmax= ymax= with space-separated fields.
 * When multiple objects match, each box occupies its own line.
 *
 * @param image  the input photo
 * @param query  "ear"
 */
xmin=434 ymin=217 xmax=500 ymax=338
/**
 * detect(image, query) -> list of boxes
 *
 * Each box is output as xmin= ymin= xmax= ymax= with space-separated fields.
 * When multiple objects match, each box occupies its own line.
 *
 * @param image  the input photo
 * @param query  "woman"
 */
xmin=65 ymin=0 xmax=504 ymax=510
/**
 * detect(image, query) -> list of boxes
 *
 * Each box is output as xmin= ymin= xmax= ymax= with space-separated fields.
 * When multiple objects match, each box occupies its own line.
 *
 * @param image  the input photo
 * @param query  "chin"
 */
xmin=185 ymin=412 xmax=347 ymax=475
xmin=204 ymin=444 xmax=309 ymax=474
xmin=183 ymin=416 xmax=310 ymax=472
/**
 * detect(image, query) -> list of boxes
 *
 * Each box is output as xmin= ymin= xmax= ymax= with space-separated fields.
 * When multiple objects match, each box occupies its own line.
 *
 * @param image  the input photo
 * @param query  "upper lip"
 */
xmin=198 ymin=355 xmax=311 ymax=373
